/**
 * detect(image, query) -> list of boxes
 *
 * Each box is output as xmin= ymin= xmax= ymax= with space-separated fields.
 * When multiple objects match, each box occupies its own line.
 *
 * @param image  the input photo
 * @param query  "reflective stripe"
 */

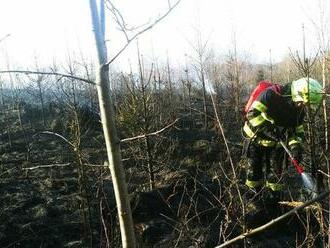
xmin=288 ymin=139 xmax=298 ymax=146
xmin=261 ymin=112 xmax=274 ymax=124
xmin=244 ymin=122 xmax=277 ymax=147
xmin=257 ymin=139 xmax=276 ymax=147
xmin=249 ymin=115 xmax=266 ymax=127
xmin=265 ymin=181 xmax=284 ymax=191
xmin=246 ymin=179 xmax=263 ymax=189
xmin=243 ymin=122 xmax=256 ymax=138
xmin=288 ymin=139 xmax=302 ymax=146
xmin=288 ymin=136 xmax=303 ymax=146
xmin=251 ymin=101 xmax=267 ymax=112
xmin=295 ymin=125 xmax=304 ymax=133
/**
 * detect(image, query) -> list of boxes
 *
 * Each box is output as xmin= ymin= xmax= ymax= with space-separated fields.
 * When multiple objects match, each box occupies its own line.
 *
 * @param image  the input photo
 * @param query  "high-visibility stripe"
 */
xmin=249 ymin=115 xmax=266 ymax=127
xmin=288 ymin=136 xmax=303 ymax=146
xmin=261 ymin=112 xmax=275 ymax=124
xmin=265 ymin=181 xmax=284 ymax=191
xmin=246 ymin=179 xmax=263 ymax=189
xmin=243 ymin=122 xmax=256 ymax=138
xmin=295 ymin=125 xmax=304 ymax=133
xmin=244 ymin=122 xmax=277 ymax=147
xmin=288 ymin=140 xmax=298 ymax=146
xmin=251 ymin=101 xmax=267 ymax=113
xmin=257 ymin=139 xmax=276 ymax=147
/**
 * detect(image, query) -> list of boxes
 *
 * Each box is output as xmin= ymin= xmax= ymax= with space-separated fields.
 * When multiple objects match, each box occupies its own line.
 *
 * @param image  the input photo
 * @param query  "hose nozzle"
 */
xmin=279 ymin=141 xmax=304 ymax=175
xmin=292 ymin=158 xmax=304 ymax=175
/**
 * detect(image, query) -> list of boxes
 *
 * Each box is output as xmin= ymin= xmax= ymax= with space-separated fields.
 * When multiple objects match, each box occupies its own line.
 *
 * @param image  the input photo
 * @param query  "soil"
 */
xmin=0 ymin=124 xmax=327 ymax=248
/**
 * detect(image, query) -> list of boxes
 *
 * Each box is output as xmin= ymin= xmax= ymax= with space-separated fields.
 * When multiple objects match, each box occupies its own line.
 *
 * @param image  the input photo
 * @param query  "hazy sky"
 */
xmin=0 ymin=0 xmax=328 ymax=72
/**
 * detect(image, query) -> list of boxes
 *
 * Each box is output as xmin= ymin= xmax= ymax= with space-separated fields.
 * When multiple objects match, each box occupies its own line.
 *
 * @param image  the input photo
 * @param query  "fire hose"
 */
xmin=279 ymin=140 xmax=304 ymax=175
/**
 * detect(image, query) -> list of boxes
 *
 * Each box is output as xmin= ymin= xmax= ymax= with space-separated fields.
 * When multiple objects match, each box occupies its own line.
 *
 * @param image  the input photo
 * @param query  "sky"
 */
xmin=0 ymin=0 xmax=329 ymax=73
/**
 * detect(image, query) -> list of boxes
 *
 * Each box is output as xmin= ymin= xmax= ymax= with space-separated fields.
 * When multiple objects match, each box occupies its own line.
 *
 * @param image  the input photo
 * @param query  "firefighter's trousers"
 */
xmin=245 ymin=142 xmax=286 ymax=191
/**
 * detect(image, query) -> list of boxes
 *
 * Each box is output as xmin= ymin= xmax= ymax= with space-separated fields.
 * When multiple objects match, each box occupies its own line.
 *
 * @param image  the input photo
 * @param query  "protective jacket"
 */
xmin=243 ymin=83 xmax=305 ymax=147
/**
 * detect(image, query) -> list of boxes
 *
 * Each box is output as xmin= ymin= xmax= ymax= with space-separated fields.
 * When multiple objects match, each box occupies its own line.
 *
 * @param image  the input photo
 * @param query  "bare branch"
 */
xmin=216 ymin=190 xmax=330 ymax=248
xmin=106 ymin=1 xmax=129 ymax=40
xmin=318 ymin=169 xmax=330 ymax=178
xmin=120 ymin=118 xmax=179 ymax=143
xmin=308 ymin=50 xmax=320 ymax=68
xmin=289 ymin=49 xmax=305 ymax=75
xmin=85 ymin=159 xmax=131 ymax=168
xmin=105 ymin=0 xmax=182 ymax=66
xmin=106 ymin=1 xmax=164 ymax=34
xmin=0 ymin=33 xmax=10 ymax=43
xmin=0 ymin=70 xmax=95 ymax=85
xmin=145 ymin=63 xmax=155 ymax=89
xmin=33 ymin=131 xmax=75 ymax=148
xmin=23 ymin=163 xmax=71 ymax=170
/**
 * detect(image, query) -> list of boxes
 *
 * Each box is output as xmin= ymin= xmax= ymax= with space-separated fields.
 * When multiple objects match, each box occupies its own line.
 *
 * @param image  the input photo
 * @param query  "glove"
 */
xmin=262 ymin=126 xmax=285 ymax=142
xmin=275 ymin=127 xmax=286 ymax=141
xmin=290 ymin=144 xmax=302 ymax=162
xmin=265 ymin=132 xmax=279 ymax=142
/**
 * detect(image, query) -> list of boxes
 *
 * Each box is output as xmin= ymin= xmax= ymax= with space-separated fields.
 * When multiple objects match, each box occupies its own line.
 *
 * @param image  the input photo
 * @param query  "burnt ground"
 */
xmin=0 ymin=124 xmax=328 ymax=248
xmin=0 ymin=127 xmax=109 ymax=248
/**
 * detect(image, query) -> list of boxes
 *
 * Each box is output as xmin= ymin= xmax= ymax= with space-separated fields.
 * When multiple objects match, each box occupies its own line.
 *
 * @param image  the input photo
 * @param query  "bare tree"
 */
xmin=307 ymin=0 xmax=330 ymax=152
xmin=184 ymin=55 xmax=193 ymax=129
xmin=187 ymin=27 xmax=212 ymax=131
xmin=289 ymin=24 xmax=322 ymax=189
xmin=89 ymin=1 xmax=136 ymax=246
xmin=137 ymin=47 xmax=155 ymax=189
xmin=118 ymin=52 xmax=178 ymax=190
xmin=310 ymin=2 xmax=330 ymax=246
xmin=230 ymin=31 xmax=242 ymax=123
xmin=25 ymin=61 xmax=49 ymax=127
xmin=89 ymin=0 xmax=181 ymax=247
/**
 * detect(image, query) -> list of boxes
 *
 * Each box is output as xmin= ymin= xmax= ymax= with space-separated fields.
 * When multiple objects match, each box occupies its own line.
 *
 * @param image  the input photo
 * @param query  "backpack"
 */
xmin=243 ymin=80 xmax=280 ymax=115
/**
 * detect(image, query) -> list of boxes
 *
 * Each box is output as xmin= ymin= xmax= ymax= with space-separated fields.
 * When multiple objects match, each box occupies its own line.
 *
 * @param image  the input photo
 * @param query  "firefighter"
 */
xmin=242 ymin=77 xmax=323 ymax=194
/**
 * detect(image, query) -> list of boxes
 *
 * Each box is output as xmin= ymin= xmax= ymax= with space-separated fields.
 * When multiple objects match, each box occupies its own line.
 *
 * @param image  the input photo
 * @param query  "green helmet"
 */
xmin=291 ymin=78 xmax=324 ymax=105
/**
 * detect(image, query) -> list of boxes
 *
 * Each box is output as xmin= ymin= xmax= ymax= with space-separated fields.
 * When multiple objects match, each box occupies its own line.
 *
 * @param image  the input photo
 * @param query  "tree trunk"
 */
xmin=144 ymin=136 xmax=154 ymax=190
xmin=89 ymin=1 xmax=136 ymax=247
xmin=322 ymin=55 xmax=328 ymax=151
xmin=138 ymin=46 xmax=155 ymax=190
xmin=167 ymin=55 xmax=174 ymax=119
xmin=17 ymin=103 xmax=28 ymax=153
xmin=37 ymin=80 xmax=46 ymax=127
xmin=188 ymin=83 xmax=193 ymax=129
xmin=201 ymin=69 xmax=208 ymax=131
xmin=97 ymin=64 xmax=136 ymax=247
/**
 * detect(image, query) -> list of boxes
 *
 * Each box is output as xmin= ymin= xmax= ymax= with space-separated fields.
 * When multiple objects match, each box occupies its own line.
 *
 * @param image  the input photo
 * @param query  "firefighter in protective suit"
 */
xmin=243 ymin=78 xmax=323 ymax=194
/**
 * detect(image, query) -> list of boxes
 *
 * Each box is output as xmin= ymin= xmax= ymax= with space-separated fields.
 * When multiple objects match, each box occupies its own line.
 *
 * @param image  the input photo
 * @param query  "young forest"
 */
xmin=1 ymin=0 xmax=330 ymax=247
